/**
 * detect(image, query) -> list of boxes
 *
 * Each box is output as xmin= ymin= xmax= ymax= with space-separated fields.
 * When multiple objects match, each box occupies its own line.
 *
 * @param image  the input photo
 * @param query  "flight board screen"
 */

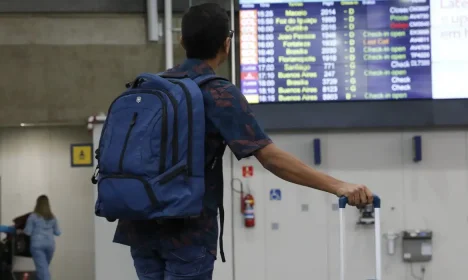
xmin=239 ymin=0 xmax=468 ymax=103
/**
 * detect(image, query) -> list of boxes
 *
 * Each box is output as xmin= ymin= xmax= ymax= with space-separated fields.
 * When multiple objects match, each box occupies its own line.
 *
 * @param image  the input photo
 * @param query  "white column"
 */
xmin=164 ymin=0 xmax=173 ymax=68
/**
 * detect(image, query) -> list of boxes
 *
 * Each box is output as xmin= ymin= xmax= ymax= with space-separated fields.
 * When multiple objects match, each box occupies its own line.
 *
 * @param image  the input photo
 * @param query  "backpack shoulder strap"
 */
xmin=192 ymin=74 xmax=230 ymax=88
xmin=154 ymin=72 xmax=229 ymax=87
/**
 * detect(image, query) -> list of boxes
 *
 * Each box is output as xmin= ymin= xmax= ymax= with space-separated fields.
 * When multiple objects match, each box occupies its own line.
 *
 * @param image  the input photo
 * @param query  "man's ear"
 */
xmin=180 ymin=36 xmax=186 ymax=49
xmin=224 ymin=37 xmax=231 ymax=54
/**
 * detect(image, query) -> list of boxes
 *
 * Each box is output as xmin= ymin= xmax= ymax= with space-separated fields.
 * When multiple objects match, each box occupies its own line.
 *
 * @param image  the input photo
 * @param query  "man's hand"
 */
xmin=335 ymin=183 xmax=373 ymax=207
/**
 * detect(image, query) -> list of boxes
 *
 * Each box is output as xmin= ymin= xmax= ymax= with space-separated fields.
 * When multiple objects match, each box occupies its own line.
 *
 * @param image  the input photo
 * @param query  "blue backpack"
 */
xmin=91 ymin=72 xmax=227 ymax=222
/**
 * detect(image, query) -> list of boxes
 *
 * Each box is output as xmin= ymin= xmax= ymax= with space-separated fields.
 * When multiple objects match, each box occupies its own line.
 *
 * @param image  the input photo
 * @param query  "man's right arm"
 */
xmin=254 ymin=143 xmax=373 ymax=207
xmin=204 ymin=80 xmax=373 ymax=207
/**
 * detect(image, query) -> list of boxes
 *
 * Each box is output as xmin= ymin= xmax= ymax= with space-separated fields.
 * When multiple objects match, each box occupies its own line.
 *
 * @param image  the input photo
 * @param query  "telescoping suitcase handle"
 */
xmin=338 ymin=195 xmax=382 ymax=280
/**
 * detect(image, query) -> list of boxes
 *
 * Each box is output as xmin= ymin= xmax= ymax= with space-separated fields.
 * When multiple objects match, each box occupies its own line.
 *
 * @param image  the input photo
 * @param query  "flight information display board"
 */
xmin=239 ymin=0 xmax=468 ymax=103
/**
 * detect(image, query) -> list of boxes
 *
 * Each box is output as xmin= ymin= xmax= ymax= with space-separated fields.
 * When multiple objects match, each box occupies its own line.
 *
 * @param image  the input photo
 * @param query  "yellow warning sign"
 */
xmin=70 ymin=144 xmax=93 ymax=167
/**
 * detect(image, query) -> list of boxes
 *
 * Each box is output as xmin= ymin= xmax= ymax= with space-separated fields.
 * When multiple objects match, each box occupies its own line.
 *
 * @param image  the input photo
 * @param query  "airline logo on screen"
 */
xmin=240 ymin=9 xmax=260 ymax=104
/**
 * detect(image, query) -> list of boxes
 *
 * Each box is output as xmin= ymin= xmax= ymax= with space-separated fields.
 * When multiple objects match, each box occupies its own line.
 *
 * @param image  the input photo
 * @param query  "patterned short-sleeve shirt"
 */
xmin=113 ymin=59 xmax=272 ymax=256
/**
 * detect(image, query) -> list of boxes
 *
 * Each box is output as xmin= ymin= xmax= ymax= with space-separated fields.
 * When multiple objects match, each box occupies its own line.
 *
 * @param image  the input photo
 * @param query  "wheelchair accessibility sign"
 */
xmin=270 ymin=189 xmax=282 ymax=201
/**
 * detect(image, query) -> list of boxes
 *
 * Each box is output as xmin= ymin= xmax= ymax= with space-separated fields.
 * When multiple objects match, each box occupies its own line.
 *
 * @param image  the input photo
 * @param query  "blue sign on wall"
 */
xmin=270 ymin=189 xmax=282 ymax=201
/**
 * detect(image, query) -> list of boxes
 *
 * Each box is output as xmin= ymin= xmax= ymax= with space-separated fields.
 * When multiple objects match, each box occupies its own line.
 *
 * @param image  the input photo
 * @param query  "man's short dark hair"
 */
xmin=182 ymin=3 xmax=230 ymax=60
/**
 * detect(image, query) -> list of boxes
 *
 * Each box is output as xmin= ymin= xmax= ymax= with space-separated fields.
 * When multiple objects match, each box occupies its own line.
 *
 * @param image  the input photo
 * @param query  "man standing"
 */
xmin=113 ymin=3 xmax=374 ymax=280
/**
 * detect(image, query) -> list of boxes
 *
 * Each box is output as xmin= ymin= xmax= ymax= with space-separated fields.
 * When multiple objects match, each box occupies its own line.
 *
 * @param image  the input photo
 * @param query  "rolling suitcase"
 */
xmin=338 ymin=195 xmax=382 ymax=280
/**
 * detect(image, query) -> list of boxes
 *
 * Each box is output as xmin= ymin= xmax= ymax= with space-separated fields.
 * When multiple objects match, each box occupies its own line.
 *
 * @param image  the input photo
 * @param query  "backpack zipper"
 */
xmin=159 ymin=89 xmax=178 ymax=167
xmin=109 ymin=90 xmax=168 ymax=174
xmin=102 ymin=88 xmax=169 ymax=175
xmin=118 ymin=112 xmax=138 ymax=172
xmin=152 ymin=91 xmax=168 ymax=174
xmin=168 ymin=80 xmax=193 ymax=176
xmin=159 ymin=165 xmax=188 ymax=185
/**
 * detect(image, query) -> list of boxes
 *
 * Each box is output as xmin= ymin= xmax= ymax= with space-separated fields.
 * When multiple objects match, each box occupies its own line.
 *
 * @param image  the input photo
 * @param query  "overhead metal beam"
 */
xmin=0 ymin=0 xmax=146 ymax=13
xmin=0 ymin=0 xmax=237 ymax=13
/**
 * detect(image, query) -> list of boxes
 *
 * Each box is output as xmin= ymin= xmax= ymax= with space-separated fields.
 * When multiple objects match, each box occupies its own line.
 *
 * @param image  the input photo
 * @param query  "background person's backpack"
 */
xmin=12 ymin=213 xmax=32 ymax=257
xmin=91 ymin=73 xmax=227 ymax=221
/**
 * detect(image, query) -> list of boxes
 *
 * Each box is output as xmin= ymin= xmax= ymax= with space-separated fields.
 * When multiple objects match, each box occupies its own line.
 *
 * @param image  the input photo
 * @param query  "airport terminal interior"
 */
xmin=1 ymin=0 xmax=468 ymax=279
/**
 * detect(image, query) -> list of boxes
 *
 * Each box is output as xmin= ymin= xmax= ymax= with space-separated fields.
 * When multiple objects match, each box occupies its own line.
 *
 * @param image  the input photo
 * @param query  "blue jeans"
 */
xmin=30 ymin=244 xmax=54 ymax=280
xmin=131 ymin=243 xmax=216 ymax=280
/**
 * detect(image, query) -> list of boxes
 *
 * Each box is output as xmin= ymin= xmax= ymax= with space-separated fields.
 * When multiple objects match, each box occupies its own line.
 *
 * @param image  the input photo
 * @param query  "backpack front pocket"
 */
xmin=96 ymin=175 xmax=159 ymax=220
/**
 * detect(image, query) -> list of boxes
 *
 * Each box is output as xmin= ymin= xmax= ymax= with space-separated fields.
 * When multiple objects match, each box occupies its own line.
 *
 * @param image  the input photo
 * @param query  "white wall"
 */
xmin=0 ymin=127 xmax=94 ymax=280
xmin=93 ymin=127 xmax=468 ymax=280
xmin=232 ymin=129 xmax=468 ymax=280
xmin=231 ymin=129 xmax=468 ymax=280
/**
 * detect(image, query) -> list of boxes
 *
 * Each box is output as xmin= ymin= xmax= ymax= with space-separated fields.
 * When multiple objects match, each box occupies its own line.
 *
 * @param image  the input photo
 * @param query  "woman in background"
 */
xmin=24 ymin=195 xmax=61 ymax=280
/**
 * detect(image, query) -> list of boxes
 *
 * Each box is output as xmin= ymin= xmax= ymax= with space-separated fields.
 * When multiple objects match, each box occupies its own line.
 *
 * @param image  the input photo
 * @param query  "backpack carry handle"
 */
xmin=338 ymin=194 xmax=381 ymax=209
xmin=127 ymin=73 xmax=176 ymax=90
xmin=159 ymin=72 xmax=189 ymax=79
xmin=130 ymin=73 xmax=159 ymax=88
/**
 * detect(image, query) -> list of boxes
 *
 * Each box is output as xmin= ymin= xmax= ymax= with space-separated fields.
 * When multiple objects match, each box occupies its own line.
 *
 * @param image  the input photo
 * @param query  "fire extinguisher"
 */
xmin=243 ymin=193 xmax=255 ymax=228
xmin=232 ymin=178 xmax=255 ymax=228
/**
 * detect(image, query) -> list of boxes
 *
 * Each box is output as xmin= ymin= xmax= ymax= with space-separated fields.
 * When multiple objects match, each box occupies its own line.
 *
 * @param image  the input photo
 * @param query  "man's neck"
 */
xmin=204 ymin=58 xmax=219 ymax=71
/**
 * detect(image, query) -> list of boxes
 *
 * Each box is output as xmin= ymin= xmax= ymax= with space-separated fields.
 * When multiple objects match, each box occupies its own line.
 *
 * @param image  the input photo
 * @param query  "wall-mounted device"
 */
xmin=383 ymin=231 xmax=400 ymax=255
xmin=357 ymin=204 xmax=375 ymax=225
xmin=402 ymin=230 xmax=433 ymax=262
xmin=313 ymin=138 xmax=321 ymax=165
xmin=412 ymin=136 xmax=422 ymax=162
